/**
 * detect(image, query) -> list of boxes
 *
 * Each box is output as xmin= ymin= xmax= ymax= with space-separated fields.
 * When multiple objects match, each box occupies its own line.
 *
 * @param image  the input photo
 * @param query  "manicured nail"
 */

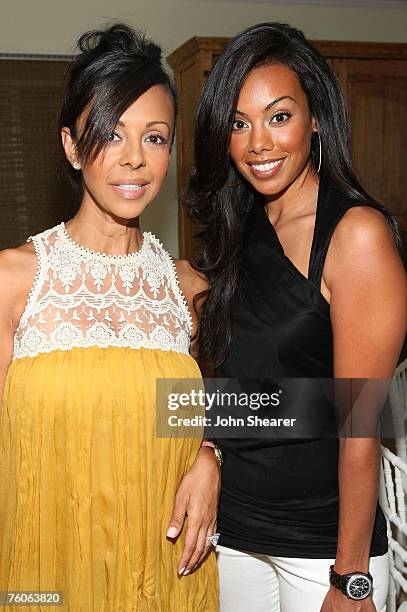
xmin=183 ymin=569 xmax=190 ymax=576
xmin=178 ymin=567 xmax=186 ymax=575
xmin=167 ymin=527 xmax=178 ymax=538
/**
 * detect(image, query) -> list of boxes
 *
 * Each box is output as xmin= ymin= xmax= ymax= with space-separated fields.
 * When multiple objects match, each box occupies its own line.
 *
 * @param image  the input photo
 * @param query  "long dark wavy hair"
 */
xmin=187 ymin=21 xmax=402 ymax=368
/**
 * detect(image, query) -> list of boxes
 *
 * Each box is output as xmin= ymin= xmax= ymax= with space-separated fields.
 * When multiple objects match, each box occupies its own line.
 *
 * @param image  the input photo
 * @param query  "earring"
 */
xmin=316 ymin=132 xmax=322 ymax=174
xmin=72 ymin=161 xmax=81 ymax=170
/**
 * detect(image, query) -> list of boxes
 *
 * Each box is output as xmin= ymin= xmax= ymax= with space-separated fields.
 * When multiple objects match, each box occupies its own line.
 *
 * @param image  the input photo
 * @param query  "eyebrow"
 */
xmin=236 ymin=96 xmax=297 ymax=116
xmin=117 ymin=120 xmax=171 ymax=129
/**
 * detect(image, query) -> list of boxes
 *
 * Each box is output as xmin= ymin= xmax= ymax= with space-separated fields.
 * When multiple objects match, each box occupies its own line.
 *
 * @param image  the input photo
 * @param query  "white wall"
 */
xmin=2 ymin=0 xmax=407 ymax=255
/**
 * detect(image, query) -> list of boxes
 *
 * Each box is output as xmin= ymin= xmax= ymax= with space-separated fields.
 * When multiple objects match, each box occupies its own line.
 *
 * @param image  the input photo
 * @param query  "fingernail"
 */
xmin=167 ymin=527 xmax=178 ymax=538
xmin=183 ymin=569 xmax=190 ymax=576
xmin=178 ymin=567 xmax=186 ymax=575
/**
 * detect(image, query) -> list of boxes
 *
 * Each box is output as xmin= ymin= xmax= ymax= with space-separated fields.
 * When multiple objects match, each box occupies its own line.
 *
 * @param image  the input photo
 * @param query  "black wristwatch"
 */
xmin=329 ymin=565 xmax=373 ymax=600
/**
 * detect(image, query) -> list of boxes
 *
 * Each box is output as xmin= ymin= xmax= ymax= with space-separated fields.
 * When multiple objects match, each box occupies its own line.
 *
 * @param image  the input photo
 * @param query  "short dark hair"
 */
xmin=59 ymin=23 xmax=177 ymax=192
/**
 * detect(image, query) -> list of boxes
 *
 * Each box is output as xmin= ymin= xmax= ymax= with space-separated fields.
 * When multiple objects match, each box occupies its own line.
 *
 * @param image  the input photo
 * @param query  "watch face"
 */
xmin=346 ymin=574 xmax=372 ymax=600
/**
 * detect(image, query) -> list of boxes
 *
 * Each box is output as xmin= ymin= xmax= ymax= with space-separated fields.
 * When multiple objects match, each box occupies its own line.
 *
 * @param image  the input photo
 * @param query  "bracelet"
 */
xmin=200 ymin=440 xmax=223 ymax=467
xmin=201 ymin=440 xmax=215 ymax=448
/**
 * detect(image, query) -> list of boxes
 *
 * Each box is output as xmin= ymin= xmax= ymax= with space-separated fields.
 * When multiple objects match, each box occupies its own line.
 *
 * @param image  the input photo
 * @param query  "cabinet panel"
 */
xmin=346 ymin=59 xmax=407 ymax=217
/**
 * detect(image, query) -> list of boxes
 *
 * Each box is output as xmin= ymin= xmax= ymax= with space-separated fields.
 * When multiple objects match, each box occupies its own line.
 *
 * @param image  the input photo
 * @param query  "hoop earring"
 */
xmin=316 ymin=132 xmax=322 ymax=174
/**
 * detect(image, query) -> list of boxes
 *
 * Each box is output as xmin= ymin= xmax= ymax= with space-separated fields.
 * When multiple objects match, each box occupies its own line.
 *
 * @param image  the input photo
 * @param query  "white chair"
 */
xmin=379 ymin=445 xmax=407 ymax=611
xmin=389 ymin=359 xmax=407 ymax=465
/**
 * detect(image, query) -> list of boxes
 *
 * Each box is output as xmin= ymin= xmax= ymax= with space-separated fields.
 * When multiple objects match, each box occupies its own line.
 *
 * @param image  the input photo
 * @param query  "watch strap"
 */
xmin=329 ymin=565 xmax=373 ymax=599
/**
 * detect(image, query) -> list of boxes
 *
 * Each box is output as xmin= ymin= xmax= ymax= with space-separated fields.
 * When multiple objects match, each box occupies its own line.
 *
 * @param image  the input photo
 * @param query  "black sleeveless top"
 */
xmin=214 ymin=177 xmax=388 ymax=558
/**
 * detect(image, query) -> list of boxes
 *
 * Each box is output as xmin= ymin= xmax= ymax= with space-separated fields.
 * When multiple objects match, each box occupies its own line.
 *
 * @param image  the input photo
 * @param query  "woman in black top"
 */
xmin=188 ymin=23 xmax=406 ymax=611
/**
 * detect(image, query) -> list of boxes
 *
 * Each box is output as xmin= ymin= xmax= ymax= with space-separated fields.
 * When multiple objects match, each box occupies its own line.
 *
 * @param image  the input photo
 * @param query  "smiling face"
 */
xmin=62 ymin=84 xmax=174 ymax=221
xmin=229 ymin=63 xmax=318 ymax=199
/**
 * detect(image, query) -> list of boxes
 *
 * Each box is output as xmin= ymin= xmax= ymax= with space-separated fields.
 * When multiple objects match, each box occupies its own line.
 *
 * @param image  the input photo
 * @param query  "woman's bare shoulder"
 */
xmin=0 ymin=242 xmax=38 ymax=318
xmin=324 ymin=205 xmax=402 ymax=282
xmin=0 ymin=242 xmax=37 ymax=380
xmin=0 ymin=241 xmax=37 ymax=280
xmin=174 ymin=259 xmax=208 ymax=304
xmin=330 ymin=205 xmax=395 ymax=256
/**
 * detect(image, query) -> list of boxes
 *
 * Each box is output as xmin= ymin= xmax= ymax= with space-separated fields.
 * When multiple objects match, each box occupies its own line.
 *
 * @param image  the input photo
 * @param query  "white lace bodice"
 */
xmin=13 ymin=223 xmax=193 ymax=360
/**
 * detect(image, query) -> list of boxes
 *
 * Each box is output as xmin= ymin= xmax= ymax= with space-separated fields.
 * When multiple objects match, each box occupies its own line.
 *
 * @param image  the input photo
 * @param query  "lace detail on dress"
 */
xmin=13 ymin=223 xmax=192 ymax=360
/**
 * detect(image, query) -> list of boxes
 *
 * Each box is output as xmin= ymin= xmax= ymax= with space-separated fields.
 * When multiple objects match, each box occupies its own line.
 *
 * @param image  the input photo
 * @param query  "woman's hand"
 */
xmin=321 ymin=586 xmax=376 ymax=611
xmin=166 ymin=446 xmax=221 ymax=575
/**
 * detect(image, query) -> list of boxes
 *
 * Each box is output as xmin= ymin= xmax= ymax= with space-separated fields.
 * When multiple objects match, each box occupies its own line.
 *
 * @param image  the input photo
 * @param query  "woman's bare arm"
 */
xmin=169 ymin=259 xmax=219 ymax=575
xmin=321 ymin=206 xmax=406 ymax=611
xmin=0 ymin=244 xmax=37 ymax=407
xmin=174 ymin=258 xmax=208 ymax=358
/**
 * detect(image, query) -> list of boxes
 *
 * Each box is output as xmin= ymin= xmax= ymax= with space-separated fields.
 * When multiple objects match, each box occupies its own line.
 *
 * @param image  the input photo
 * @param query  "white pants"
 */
xmin=217 ymin=544 xmax=389 ymax=612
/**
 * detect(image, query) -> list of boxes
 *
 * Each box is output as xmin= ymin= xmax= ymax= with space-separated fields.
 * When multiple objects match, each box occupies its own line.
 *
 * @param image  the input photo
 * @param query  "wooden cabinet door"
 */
xmin=168 ymin=39 xmax=229 ymax=260
xmin=345 ymin=59 xmax=407 ymax=223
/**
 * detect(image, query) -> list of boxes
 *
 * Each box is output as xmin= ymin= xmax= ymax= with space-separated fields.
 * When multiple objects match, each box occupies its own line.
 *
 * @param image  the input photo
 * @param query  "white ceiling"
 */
xmin=191 ymin=0 xmax=407 ymax=8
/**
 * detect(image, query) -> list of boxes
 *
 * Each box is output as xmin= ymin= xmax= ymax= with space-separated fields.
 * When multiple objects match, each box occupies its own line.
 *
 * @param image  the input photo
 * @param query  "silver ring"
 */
xmin=208 ymin=532 xmax=220 ymax=546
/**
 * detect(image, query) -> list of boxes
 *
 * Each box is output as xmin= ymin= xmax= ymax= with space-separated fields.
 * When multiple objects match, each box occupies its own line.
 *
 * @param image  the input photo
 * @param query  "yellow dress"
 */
xmin=0 ymin=224 xmax=219 ymax=611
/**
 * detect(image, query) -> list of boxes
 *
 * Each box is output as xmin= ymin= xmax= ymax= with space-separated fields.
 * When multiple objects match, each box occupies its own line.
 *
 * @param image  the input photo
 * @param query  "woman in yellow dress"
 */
xmin=0 ymin=24 xmax=219 ymax=611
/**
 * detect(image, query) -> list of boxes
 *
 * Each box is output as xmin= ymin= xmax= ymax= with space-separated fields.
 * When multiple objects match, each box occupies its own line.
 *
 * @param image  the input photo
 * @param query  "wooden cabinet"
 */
xmin=168 ymin=38 xmax=407 ymax=260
